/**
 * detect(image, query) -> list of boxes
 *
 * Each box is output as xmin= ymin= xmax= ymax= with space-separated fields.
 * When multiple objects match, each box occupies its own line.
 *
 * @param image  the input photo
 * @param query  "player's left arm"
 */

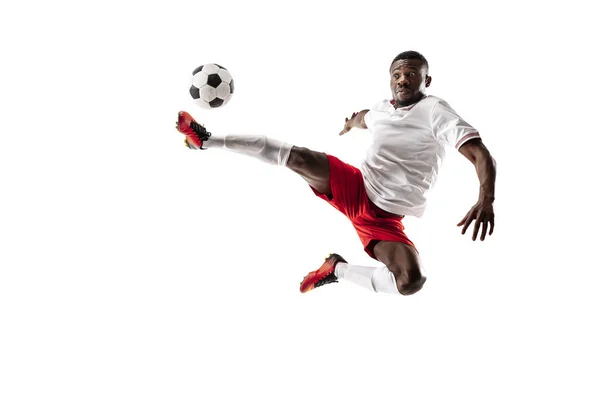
xmin=457 ymin=138 xmax=496 ymax=241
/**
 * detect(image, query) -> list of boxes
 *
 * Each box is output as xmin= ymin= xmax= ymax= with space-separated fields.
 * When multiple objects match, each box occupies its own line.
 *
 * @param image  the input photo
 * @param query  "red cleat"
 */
xmin=175 ymin=111 xmax=211 ymax=149
xmin=300 ymin=253 xmax=346 ymax=293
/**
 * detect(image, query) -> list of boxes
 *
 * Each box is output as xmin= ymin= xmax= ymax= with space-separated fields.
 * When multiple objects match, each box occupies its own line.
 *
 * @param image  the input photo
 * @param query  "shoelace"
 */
xmin=314 ymin=273 xmax=337 ymax=288
xmin=190 ymin=121 xmax=211 ymax=139
xmin=188 ymin=121 xmax=212 ymax=150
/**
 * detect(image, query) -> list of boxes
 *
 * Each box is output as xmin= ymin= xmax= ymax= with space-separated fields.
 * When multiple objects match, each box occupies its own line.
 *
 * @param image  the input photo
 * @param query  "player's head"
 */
xmin=389 ymin=51 xmax=432 ymax=107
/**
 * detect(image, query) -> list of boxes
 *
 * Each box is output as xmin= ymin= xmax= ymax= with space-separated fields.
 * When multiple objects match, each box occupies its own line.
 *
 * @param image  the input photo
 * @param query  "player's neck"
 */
xmin=394 ymin=93 xmax=426 ymax=109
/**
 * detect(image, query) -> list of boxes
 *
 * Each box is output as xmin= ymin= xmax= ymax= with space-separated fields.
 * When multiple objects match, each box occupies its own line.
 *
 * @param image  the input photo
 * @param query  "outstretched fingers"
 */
xmin=480 ymin=219 xmax=488 ymax=241
xmin=339 ymin=112 xmax=359 ymax=136
xmin=459 ymin=210 xmax=494 ymax=241
xmin=472 ymin=213 xmax=484 ymax=241
xmin=458 ymin=209 xmax=475 ymax=235
xmin=458 ymin=202 xmax=495 ymax=241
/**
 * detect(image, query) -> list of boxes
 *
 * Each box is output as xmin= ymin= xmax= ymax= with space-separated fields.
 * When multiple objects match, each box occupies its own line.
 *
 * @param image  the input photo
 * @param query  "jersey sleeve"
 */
xmin=364 ymin=109 xmax=373 ymax=129
xmin=431 ymin=99 xmax=480 ymax=149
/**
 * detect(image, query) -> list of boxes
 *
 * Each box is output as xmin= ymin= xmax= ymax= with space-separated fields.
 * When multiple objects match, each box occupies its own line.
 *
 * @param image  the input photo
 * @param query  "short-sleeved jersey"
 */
xmin=361 ymin=95 xmax=480 ymax=217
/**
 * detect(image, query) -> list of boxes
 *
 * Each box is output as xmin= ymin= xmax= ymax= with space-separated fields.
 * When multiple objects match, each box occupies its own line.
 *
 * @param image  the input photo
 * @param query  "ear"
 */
xmin=425 ymin=75 xmax=432 ymax=87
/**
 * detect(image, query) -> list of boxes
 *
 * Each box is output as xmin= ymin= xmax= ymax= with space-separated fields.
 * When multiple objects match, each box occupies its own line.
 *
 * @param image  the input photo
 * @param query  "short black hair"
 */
xmin=391 ymin=51 xmax=429 ymax=73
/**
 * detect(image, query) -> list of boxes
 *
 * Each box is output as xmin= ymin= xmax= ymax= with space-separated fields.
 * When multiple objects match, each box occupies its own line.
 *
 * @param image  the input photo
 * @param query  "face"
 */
xmin=389 ymin=59 xmax=431 ymax=107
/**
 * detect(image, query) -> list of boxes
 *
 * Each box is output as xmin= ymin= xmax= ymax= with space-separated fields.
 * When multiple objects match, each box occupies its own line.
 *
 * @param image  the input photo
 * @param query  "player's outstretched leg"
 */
xmin=176 ymin=111 xmax=331 ymax=195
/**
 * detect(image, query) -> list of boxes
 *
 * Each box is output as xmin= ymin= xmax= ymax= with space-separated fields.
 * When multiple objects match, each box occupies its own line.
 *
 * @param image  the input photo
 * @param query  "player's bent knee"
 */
xmin=397 ymin=275 xmax=427 ymax=296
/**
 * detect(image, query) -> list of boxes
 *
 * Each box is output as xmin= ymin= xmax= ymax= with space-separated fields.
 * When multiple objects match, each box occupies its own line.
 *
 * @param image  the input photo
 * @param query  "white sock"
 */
xmin=203 ymin=135 xmax=293 ymax=166
xmin=334 ymin=262 xmax=400 ymax=295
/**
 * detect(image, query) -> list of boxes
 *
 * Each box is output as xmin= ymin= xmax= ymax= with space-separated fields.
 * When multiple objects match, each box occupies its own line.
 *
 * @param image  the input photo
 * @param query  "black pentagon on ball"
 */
xmin=215 ymin=63 xmax=226 ymax=70
xmin=206 ymin=73 xmax=222 ymax=88
xmin=192 ymin=65 xmax=203 ymax=75
xmin=209 ymin=98 xmax=224 ymax=108
xmin=229 ymin=79 xmax=234 ymax=94
xmin=189 ymin=86 xmax=200 ymax=99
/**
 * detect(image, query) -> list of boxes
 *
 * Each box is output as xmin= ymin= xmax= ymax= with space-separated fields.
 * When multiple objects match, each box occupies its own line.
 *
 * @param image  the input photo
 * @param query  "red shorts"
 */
xmin=310 ymin=155 xmax=416 ymax=260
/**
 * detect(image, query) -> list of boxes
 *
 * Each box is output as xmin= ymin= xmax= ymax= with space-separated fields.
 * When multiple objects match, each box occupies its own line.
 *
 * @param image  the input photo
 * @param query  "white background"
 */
xmin=1 ymin=0 xmax=599 ymax=399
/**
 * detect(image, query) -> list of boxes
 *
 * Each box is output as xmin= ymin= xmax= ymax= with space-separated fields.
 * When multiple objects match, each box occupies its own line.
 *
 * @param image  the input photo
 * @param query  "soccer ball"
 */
xmin=189 ymin=63 xmax=234 ymax=109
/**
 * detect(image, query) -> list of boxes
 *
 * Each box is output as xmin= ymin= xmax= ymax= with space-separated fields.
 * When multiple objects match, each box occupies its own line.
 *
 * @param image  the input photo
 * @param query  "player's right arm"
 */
xmin=339 ymin=109 xmax=369 ymax=135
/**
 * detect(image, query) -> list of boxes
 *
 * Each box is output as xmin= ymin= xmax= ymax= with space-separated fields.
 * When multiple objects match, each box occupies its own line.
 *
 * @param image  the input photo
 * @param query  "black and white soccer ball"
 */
xmin=189 ymin=63 xmax=234 ymax=109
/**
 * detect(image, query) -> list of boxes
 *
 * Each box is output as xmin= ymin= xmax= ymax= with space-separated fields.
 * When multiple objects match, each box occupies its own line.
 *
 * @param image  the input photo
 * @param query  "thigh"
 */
xmin=286 ymin=146 xmax=331 ymax=196
xmin=356 ymin=202 xmax=415 ymax=260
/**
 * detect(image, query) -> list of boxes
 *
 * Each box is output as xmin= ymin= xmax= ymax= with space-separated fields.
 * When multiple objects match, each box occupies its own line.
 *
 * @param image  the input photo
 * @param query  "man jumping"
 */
xmin=175 ymin=51 xmax=496 ymax=296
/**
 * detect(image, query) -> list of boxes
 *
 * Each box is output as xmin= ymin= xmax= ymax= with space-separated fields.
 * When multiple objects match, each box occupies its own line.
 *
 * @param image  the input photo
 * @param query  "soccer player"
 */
xmin=176 ymin=51 xmax=496 ymax=296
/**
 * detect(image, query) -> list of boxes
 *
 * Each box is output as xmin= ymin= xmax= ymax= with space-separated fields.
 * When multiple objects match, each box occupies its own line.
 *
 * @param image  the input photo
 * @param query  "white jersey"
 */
xmin=361 ymin=95 xmax=480 ymax=218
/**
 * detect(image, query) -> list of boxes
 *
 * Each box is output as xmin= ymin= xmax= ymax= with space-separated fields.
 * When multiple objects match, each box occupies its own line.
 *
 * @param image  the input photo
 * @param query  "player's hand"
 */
xmin=339 ymin=112 xmax=360 ymax=136
xmin=457 ymin=199 xmax=494 ymax=241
